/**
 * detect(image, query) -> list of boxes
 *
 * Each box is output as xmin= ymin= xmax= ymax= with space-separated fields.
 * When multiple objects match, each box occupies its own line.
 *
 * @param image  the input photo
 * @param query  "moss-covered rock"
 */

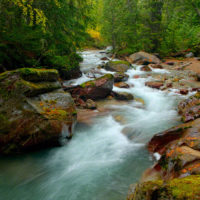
xmin=128 ymin=175 xmax=200 ymax=200
xmin=0 ymin=68 xmax=77 ymax=154
xmin=103 ymin=60 xmax=131 ymax=72
xmin=70 ymin=74 xmax=114 ymax=100
xmin=18 ymin=68 xmax=59 ymax=82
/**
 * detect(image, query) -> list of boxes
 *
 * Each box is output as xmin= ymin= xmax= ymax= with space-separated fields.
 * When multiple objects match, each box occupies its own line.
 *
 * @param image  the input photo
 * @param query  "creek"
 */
xmin=0 ymin=49 xmax=182 ymax=200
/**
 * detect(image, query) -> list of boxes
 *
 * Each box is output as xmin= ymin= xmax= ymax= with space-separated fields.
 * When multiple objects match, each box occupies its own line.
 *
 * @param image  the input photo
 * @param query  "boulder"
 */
xmin=127 ymin=175 xmax=200 ymax=200
xmin=113 ymin=91 xmax=134 ymax=101
xmin=114 ymin=82 xmax=130 ymax=88
xmin=140 ymin=66 xmax=152 ymax=72
xmin=113 ymin=72 xmax=129 ymax=82
xmin=103 ymin=61 xmax=131 ymax=72
xmin=70 ymin=74 xmax=114 ymax=100
xmin=148 ymin=119 xmax=200 ymax=180
xmin=145 ymin=81 xmax=164 ymax=89
xmin=0 ymin=68 xmax=77 ymax=154
xmin=129 ymin=51 xmax=161 ymax=64
xmin=178 ymin=92 xmax=200 ymax=122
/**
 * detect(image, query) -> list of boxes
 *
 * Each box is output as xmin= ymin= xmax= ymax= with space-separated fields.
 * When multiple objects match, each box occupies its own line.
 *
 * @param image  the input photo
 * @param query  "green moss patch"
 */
xmin=110 ymin=60 xmax=130 ymax=65
xmin=18 ymin=68 xmax=59 ymax=82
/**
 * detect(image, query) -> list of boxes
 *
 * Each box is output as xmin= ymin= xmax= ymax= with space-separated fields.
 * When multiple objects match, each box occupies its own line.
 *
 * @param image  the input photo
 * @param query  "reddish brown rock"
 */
xmin=145 ymin=81 xmax=164 ymax=89
xmin=70 ymin=74 xmax=114 ymax=100
xmin=101 ymin=57 xmax=109 ymax=61
xmin=114 ymin=82 xmax=130 ymax=88
xmin=133 ymin=75 xmax=140 ymax=79
xmin=140 ymin=66 xmax=152 ymax=72
xmin=180 ymin=89 xmax=189 ymax=95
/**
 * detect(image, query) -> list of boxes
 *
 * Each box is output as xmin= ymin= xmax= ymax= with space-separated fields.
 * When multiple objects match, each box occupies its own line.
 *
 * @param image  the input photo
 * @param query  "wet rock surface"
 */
xmin=0 ymin=68 xmax=77 ymax=154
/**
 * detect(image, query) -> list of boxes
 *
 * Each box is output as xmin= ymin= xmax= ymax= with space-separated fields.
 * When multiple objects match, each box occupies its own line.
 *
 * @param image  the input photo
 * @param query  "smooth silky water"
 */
xmin=0 ymin=50 xmax=183 ymax=200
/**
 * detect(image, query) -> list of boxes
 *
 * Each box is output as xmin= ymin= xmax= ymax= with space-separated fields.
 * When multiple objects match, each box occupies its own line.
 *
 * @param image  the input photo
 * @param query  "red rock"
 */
xmin=133 ymin=75 xmax=140 ymax=79
xmin=140 ymin=66 xmax=152 ymax=72
xmin=101 ymin=57 xmax=109 ymax=61
xmin=145 ymin=81 xmax=164 ymax=89
xmin=180 ymin=89 xmax=189 ymax=95
xmin=114 ymin=82 xmax=130 ymax=88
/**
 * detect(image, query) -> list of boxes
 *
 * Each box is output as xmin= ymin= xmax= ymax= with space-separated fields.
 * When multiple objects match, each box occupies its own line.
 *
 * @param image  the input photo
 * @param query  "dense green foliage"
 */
xmin=100 ymin=0 xmax=200 ymax=56
xmin=0 ymin=0 xmax=91 ymax=78
xmin=1 ymin=0 xmax=200 ymax=76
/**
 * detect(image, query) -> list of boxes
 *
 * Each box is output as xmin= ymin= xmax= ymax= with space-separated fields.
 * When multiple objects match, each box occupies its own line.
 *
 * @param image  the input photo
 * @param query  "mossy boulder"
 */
xmin=103 ymin=60 xmax=132 ymax=73
xmin=128 ymin=175 xmax=200 ymax=200
xmin=70 ymin=74 xmax=114 ymax=100
xmin=0 ymin=68 xmax=77 ymax=154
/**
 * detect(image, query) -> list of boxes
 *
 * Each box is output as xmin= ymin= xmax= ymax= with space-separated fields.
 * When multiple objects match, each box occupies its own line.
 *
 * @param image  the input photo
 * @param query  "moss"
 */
xmin=130 ymin=176 xmax=200 ymax=200
xmin=110 ymin=60 xmax=130 ymax=65
xmin=169 ymin=175 xmax=200 ymax=199
xmin=0 ymin=114 xmax=10 ymax=134
xmin=80 ymin=74 xmax=113 ymax=88
xmin=81 ymin=80 xmax=96 ymax=88
xmin=101 ymin=73 xmax=114 ymax=80
xmin=117 ymin=48 xmax=133 ymax=56
xmin=17 ymin=79 xmax=61 ymax=97
xmin=194 ymin=92 xmax=200 ymax=99
xmin=18 ymin=68 xmax=59 ymax=82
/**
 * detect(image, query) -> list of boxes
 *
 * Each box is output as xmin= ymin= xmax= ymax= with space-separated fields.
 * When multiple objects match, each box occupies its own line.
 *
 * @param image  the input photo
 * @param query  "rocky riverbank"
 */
xmin=122 ymin=52 xmax=200 ymax=199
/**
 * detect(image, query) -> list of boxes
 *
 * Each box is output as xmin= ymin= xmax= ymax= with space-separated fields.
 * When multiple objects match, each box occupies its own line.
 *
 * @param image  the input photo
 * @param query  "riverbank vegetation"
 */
xmin=0 ymin=0 xmax=200 ymax=74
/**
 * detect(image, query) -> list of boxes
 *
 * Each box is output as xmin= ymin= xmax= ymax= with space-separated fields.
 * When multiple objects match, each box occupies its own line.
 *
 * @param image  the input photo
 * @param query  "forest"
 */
xmin=1 ymin=0 xmax=200 ymax=77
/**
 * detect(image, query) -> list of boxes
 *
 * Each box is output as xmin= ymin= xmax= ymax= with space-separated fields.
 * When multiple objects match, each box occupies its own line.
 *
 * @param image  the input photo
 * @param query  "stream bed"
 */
xmin=0 ymin=49 xmax=183 ymax=200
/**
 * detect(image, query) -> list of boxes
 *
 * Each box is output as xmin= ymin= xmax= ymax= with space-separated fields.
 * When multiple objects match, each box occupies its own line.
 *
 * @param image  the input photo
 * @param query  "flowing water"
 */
xmin=0 ymin=49 xmax=184 ymax=200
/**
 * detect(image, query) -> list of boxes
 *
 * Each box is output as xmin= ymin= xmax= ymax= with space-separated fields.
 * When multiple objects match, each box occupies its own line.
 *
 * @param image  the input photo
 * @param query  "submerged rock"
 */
xmin=103 ymin=60 xmax=131 ymax=72
xmin=129 ymin=51 xmax=161 ymax=65
xmin=113 ymin=72 xmax=129 ymax=82
xmin=145 ymin=81 xmax=164 ymax=89
xmin=0 ymin=68 xmax=77 ymax=154
xmin=114 ymin=82 xmax=130 ymax=88
xmin=140 ymin=66 xmax=152 ymax=72
xmin=113 ymin=91 xmax=134 ymax=101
